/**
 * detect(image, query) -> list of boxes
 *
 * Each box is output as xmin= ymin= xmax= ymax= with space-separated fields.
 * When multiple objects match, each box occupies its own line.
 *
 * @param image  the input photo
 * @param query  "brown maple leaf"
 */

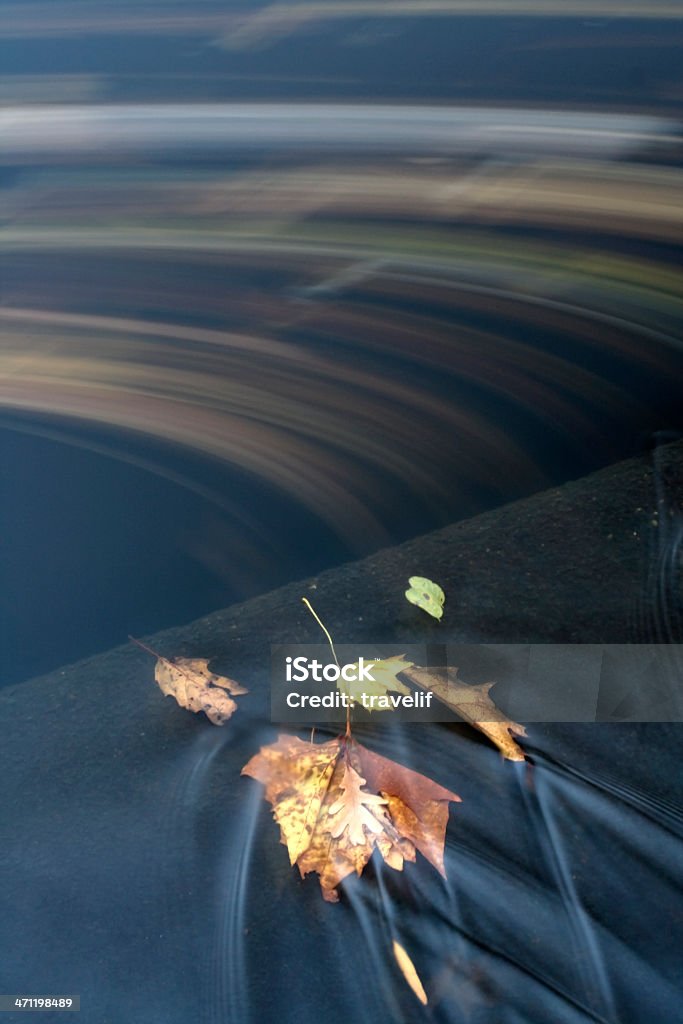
xmin=242 ymin=734 xmax=460 ymax=902
xmin=403 ymin=665 xmax=527 ymax=762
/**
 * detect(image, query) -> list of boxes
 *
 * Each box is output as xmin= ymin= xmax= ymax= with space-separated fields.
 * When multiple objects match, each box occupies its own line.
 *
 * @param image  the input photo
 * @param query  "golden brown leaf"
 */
xmin=392 ymin=940 xmax=428 ymax=1006
xmin=404 ymin=665 xmax=527 ymax=761
xmin=154 ymin=656 xmax=248 ymax=725
xmin=242 ymin=734 xmax=460 ymax=902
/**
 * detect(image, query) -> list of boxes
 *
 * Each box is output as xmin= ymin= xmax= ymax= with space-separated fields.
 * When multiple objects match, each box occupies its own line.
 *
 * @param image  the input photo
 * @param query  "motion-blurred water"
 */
xmin=1 ymin=4 xmax=682 ymax=1023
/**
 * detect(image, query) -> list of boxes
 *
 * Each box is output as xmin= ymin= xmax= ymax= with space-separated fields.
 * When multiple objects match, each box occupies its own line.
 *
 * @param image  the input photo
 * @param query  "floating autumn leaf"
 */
xmin=393 ymin=940 xmax=428 ymax=1006
xmin=337 ymin=654 xmax=413 ymax=711
xmin=155 ymin=657 xmax=248 ymax=725
xmin=327 ymin=763 xmax=389 ymax=844
xmin=404 ymin=665 xmax=527 ymax=762
xmin=405 ymin=576 xmax=445 ymax=620
xmin=129 ymin=636 xmax=248 ymax=725
xmin=242 ymin=734 xmax=460 ymax=902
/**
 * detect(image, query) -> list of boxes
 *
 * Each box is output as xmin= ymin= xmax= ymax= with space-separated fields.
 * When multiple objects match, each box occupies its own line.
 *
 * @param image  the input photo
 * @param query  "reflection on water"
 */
xmin=2 ymin=103 xmax=677 ymax=158
xmin=1 ymin=7 xmax=682 ymax=1024
xmin=2 ymin=97 xmax=683 ymax=680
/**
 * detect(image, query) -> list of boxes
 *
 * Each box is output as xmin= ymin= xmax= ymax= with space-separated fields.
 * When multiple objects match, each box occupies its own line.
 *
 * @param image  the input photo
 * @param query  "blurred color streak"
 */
xmin=1 ymin=94 xmax=682 ymax=553
xmin=0 ymin=104 xmax=678 ymax=161
xmin=2 ymin=2 xmax=682 ymax=43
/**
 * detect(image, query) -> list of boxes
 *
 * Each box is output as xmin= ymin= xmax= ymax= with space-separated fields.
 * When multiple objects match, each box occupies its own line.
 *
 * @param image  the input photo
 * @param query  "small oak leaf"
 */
xmin=404 ymin=665 xmax=527 ymax=761
xmin=326 ymin=763 xmax=389 ymax=845
xmin=154 ymin=656 xmax=248 ymax=725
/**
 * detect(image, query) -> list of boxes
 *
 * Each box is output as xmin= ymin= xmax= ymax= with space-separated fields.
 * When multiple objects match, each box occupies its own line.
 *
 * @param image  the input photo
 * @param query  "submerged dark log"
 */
xmin=1 ymin=442 xmax=681 ymax=1024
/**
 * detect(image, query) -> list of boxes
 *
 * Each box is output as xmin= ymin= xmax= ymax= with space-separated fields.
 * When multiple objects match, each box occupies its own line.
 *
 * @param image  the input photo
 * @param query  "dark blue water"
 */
xmin=2 ymin=241 xmax=681 ymax=686
xmin=1 ymin=8 xmax=682 ymax=1024
xmin=2 ymin=14 xmax=683 ymax=111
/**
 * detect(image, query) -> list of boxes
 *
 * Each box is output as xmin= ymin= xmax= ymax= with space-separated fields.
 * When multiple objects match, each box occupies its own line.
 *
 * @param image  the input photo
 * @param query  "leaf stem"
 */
xmin=128 ymin=634 xmax=162 ymax=660
xmin=301 ymin=597 xmax=352 ymax=737
xmin=301 ymin=598 xmax=339 ymax=667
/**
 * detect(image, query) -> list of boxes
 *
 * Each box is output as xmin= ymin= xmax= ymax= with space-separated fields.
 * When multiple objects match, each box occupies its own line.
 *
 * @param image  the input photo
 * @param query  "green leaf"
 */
xmin=405 ymin=576 xmax=445 ymax=621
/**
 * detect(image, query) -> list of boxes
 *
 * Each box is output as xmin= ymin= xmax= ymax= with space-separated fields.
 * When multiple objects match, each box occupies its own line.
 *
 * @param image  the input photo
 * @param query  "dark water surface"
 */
xmin=2 ymin=232 xmax=682 ymax=685
xmin=1 ymin=7 xmax=683 ymax=1024
xmin=2 ymin=442 xmax=682 ymax=1024
xmin=3 ymin=13 xmax=683 ymax=111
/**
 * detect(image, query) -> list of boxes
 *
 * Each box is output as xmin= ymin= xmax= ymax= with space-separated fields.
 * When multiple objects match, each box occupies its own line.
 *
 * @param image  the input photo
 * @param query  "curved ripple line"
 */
xmin=517 ymin=769 xmax=618 ymax=1023
xmin=207 ymin=781 xmax=262 ymax=1024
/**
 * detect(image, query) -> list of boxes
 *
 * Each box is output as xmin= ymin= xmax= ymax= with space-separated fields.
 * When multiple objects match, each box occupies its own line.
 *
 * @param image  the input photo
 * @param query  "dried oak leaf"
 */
xmin=404 ymin=665 xmax=527 ymax=762
xmin=242 ymin=734 xmax=460 ymax=902
xmin=155 ymin=656 xmax=248 ymax=725
xmin=327 ymin=763 xmax=389 ymax=844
